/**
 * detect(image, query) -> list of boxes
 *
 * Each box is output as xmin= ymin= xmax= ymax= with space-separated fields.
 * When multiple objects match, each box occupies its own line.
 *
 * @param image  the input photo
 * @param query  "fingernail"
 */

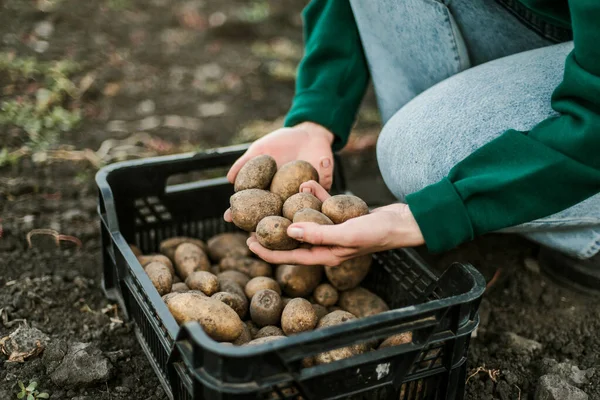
xmin=301 ymin=187 xmax=312 ymax=194
xmin=321 ymin=158 xmax=331 ymax=168
xmin=288 ymin=227 xmax=304 ymax=239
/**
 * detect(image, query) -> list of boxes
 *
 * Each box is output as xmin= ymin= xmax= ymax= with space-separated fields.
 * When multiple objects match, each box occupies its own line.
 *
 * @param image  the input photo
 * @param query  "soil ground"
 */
xmin=1 ymin=1 xmax=598 ymax=399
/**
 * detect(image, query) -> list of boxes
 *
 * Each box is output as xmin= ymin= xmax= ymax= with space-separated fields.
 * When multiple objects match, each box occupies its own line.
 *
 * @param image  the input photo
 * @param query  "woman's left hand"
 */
xmin=243 ymin=181 xmax=425 ymax=266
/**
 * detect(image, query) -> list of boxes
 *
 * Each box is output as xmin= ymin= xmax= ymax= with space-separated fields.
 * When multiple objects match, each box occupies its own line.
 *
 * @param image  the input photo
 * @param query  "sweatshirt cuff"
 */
xmin=405 ymin=177 xmax=474 ymax=253
xmin=284 ymin=90 xmax=355 ymax=151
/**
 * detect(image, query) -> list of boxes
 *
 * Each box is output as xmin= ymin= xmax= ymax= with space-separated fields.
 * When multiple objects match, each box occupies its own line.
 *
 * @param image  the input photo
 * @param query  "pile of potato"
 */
xmin=229 ymin=155 xmax=370 ymax=249
xmin=131 ymin=233 xmax=412 ymax=365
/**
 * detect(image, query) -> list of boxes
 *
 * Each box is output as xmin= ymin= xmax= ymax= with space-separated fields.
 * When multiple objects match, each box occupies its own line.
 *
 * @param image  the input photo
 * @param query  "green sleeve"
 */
xmin=284 ymin=0 xmax=370 ymax=151
xmin=406 ymin=0 xmax=600 ymax=253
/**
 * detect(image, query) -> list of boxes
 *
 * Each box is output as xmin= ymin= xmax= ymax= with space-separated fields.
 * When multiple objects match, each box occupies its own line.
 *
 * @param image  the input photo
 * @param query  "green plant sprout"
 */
xmin=16 ymin=381 xmax=49 ymax=400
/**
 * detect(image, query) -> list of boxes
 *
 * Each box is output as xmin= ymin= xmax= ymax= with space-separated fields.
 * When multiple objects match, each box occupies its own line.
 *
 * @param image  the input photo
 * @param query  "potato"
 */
xmin=138 ymin=254 xmax=175 ymax=276
xmin=220 ymin=256 xmax=272 ymax=278
xmin=321 ymin=195 xmax=369 ymax=224
xmin=165 ymin=292 xmax=243 ymax=341
xmin=160 ymin=237 xmax=207 ymax=261
xmin=275 ymin=265 xmax=323 ymax=297
xmin=218 ymin=279 xmax=249 ymax=312
xmin=174 ymin=243 xmax=211 ymax=279
xmin=162 ymin=292 xmax=180 ymax=303
xmin=281 ymin=297 xmax=293 ymax=309
xmin=256 ymin=216 xmax=298 ymax=250
xmin=173 ymin=275 xmax=182 ymax=283
xmin=292 ymin=208 xmax=333 ymax=225
xmin=315 ymin=310 xmax=369 ymax=365
xmin=302 ymin=357 xmax=315 ymax=368
xmin=211 ymin=291 xmax=247 ymax=319
xmin=171 ymin=282 xmax=189 ymax=293
xmin=311 ymin=304 xmax=328 ymax=321
xmin=232 ymin=323 xmax=253 ymax=345
xmin=218 ymin=270 xmax=251 ymax=288
xmin=379 ymin=332 xmax=413 ymax=349
xmin=328 ymin=306 xmax=343 ymax=313
xmin=185 ymin=271 xmax=219 ymax=296
xmin=244 ymin=336 xmax=285 ymax=346
xmin=186 ymin=290 xmax=207 ymax=297
xmin=250 ymin=289 xmax=284 ymax=327
xmin=230 ymin=189 xmax=283 ymax=232
xmin=245 ymin=320 xmax=259 ymax=338
xmin=210 ymin=266 xmax=221 ymax=275
xmin=281 ymin=298 xmax=318 ymax=335
xmin=234 ymin=155 xmax=278 ymax=192
xmin=130 ymin=243 xmax=143 ymax=257
xmin=325 ymin=255 xmax=372 ymax=291
xmin=255 ymin=325 xmax=284 ymax=339
xmin=338 ymin=287 xmax=389 ymax=318
xmin=245 ymin=277 xmax=281 ymax=299
xmin=144 ymin=261 xmax=173 ymax=296
xmin=313 ymin=283 xmax=339 ymax=307
xmin=206 ymin=232 xmax=250 ymax=262
xmin=282 ymin=193 xmax=322 ymax=221
xmin=270 ymin=160 xmax=319 ymax=202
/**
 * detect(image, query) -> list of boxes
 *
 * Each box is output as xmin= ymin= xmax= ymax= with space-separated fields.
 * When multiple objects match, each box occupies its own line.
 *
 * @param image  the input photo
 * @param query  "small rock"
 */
xmin=541 ymin=360 xmax=592 ymax=388
xmin=198 ymin=101 xmax=227 ymax=117
xmin=138 ymin=116 xmax=161 ymax=131
xmin=535 ymin=374 xmax=588 ymax=400
xmin=136 ymin=99 xmax=156 ymax=116
xmin=503 ymin=332 xmax=543 ymax=354
xmin=106 ymin=120 xmax=128 ymax=133
xmin=34 ymin=21 xmax=54 ymax=38
xmin=524 ymin=257 xmax=541 ymax=274
xmin=1 ymin=326 xmax=50 ymax=362
xmin=32 ymin=40 xmax=49 ymax=53
xmin=45 ymin=342 xmax=113 ymax=387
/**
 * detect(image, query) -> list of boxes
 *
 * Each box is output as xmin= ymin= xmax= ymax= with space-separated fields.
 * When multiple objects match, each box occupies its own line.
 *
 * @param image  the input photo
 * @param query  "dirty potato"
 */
xmin=379 ymin=332 xmax=413 ymax=349
xmin=275 ymin=264 xmax=323 ymax=297
xmin=313 ymin=283 xmax=339 ymax=307
xmin=218 ymin=270 xmax=251 ymax=288
xmin=325 ymin=254 xmax=372 ymax=291
xmin=211 ymin=291 xmax=248 ymax=319
xmin=174 ymin=243 xmax=211 ymax=279
xmin=137 ymin=254 xmax=175 ymax=276
xmin=160 ymin=237 xmax=207 ymax=261
xmin=171 ymin=282 xmax=190 ymax=293
xmin=250 ymin=289 xmax=284 ymax=327
xmin=129 ymin=243 xmax=143 ymax=257
xmin=311 ymin=304 xmax=329 ymax=321
xmin=220 ymin=256 xmax=272 ymax=278
xmin=270 ymin=160 xmax=319 ymax=202
xmin=218 ymin=279 xmax=249 ymax=312
xmin=230 ymin=189 xmax=283 ymax=232
xmin=234 ymin=155 xmax=278 ymax=192
xmin=245 ymin=320 xmax=259 ymax=338
xmin=254 ymin=325 xmax=285 ymax=339
xmin=165 ymin=292 xmax=243 ymax=342
xmin=338 ymin=287 xmax=389 ymax=318
xmin=245 ymin=277 xmax=281 ymax=299
xmin=232 ymin=323 xmax=253 ymax=345
xmin=292 ymin=208 xmax=334 ymax=225
xmin=256 ymin=216 xmax=298 ymax=250
xmin=244 ymin=336 xmax=285 ymax=346
xmin=321 ymin=195 xmax=369 ymax=224
xmin=206 ymin=232 xmax=250 ymax=262
xmin=185 ymin=271 xmax=219 ymax=296
xmin=282 ymin=193 xmax=322 ymax=221
xmin=281 ymin=298 xmax=318 ymax=335
xmin=314 ymin=310 xmax=370 ymax=364
xmin=144 ymin=261 xmax=173 ymax=296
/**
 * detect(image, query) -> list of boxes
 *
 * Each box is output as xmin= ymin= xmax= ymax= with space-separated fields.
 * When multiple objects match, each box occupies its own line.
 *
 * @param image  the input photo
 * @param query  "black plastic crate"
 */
xmin=96 ymin=144 xmax=485 ymax=400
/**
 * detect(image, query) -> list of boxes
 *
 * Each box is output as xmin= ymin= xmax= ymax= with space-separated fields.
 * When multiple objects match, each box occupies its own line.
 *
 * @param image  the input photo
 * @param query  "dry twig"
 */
xmin=26 ymin=228 xmax=82 ymax=249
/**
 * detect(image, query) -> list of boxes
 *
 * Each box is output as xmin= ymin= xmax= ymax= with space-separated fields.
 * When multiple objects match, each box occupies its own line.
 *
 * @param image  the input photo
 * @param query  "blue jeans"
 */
xmin=350 ymin=0 xmax=600 ymax=259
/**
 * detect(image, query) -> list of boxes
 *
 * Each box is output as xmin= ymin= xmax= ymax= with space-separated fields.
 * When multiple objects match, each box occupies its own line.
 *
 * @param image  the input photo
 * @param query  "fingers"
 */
xmin=227 ymin=152 xmax=254 ymax=184
xmin=223 ymin=208 xmax=232 ymax=222
xmin=246 ymin=236 xmax=344 ymax=266
xmin=317 ymin=156 xmax=333 ymax=190
xmin=287 ymin=222 xmax=357 ymax=247
xmin=299 ymin=180 xmax=331 ymax=201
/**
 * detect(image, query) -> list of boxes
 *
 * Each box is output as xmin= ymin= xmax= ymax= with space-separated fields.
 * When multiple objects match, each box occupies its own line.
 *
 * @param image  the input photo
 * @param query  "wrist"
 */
xmin=393 ymin=204 xmax=425 ymax=248
xmin=295 ymin=121 xmax=335 ymax=145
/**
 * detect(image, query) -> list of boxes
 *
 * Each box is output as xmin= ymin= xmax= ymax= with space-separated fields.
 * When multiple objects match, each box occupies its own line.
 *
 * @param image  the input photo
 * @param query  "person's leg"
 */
xmin=375 ymin=41 xmax=600 ymax=261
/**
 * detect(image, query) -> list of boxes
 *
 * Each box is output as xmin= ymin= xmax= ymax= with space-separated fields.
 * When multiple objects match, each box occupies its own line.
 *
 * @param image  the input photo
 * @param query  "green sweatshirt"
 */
xmin=284 ymin=0 xmax=600 ymax=253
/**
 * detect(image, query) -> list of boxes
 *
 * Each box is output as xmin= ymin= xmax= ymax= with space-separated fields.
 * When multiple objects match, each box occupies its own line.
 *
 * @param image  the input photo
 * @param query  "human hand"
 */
xmin=227 ymin=121 xmax=336 ymax=190
xmin=244 ymin=181 xmax=425 ymax=266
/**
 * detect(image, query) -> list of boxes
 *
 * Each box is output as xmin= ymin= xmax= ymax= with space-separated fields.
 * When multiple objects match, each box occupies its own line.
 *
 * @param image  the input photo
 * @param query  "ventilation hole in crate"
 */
xmin=154 ymin=204 xmax=166 ymax=212
xmin=134 ymin=198 xmax=145 ymax=207
xmin=146 ymin=196 xmax=160 ymax=204
xmin=139 ymin=207 xmax=151 ymax=216
xmin=399 ymin=379 xmax=426 ymax=400
xmin=135 ymin=218 xmax=143 ymax=227
xmin=260 ymin=383 xmax=303 ymax=400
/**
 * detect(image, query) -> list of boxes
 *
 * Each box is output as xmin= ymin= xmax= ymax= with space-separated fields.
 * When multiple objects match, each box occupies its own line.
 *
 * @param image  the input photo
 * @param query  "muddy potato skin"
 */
xmin=165 ymin=292 xmax=243 ymax=342
xmin=230 ymin=189 xmax=283 ymax=232
xmin=234 ymin=155 xmax=278 ymax=192
xmin=321 ymin=195 xmax=369 ymax=224
xmin=254 ymin=325 xmax=284 ymax=339
xmin=138 ymin=254 xmax=175 ymax=276
xmin=283 ymin=193 xmax=322 ymax=221
xmin=232 ymin=323 xmax=253 ymax=345
xmin=218 ymin=270 xmax=251 ymax=288
xmin=185 ymin=271 xmax=219 ymax=296
xmin=218 ymin=279 xmax=249 ymax=311
xmin=312 ymin=304 xmax=329 ymax=320
xmin=275 ymin=264 xmax=323 ymax=297
xmin=256 ymin=216 xmax=298 ymax=250
xmin=244 ymin=336 xmax=284 ymax=346
xmin=313 ymin=283 xmax=339 ymax=307
xmin=292 ymin=208 xmax=334 ymax=225
xmin=379 ymin=332 xmax=413 ymax=349
xmin=174 ymin=243 xmax=211 ymax=279
xmin=144 ymin=261 xmax=173 ymax=296
xmin=325 ymin=254 xmax=372 ymax=291
xmin=211 ymin=291 xmax=248 ymax=319
xmin=245 ymin=320 xmax=259 ymax=338
xmin=338 ymin=287 xmax=389 ymax=318
xmin=245 ymin=276 xmax=281 ymax=299
xmin=250 ymin=289 xmax=283 ymax=327
xmin=130 ymin=244 xmax=143 ymax=257
xmin=160 ymin=237 xmax=207 ymax=261
xmin=281 ymin=298 xmax=318 ymax=335
xmin=270 ymin=160 xmax=319 ymax=202
xmin=220 ymin=256 xmax=272 ymax=278
xmin=171 ymin=282 xmax=190 ymax=293
xmin=315 ymin=310 xmax=369 ymax=364
xmin=206 ymin=233 xmax=250 ymax=262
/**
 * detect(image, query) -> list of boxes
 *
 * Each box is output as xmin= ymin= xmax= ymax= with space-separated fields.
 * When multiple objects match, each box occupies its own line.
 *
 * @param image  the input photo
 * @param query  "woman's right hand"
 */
xmin=227 ymin=121 xmax=336 ymax=191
